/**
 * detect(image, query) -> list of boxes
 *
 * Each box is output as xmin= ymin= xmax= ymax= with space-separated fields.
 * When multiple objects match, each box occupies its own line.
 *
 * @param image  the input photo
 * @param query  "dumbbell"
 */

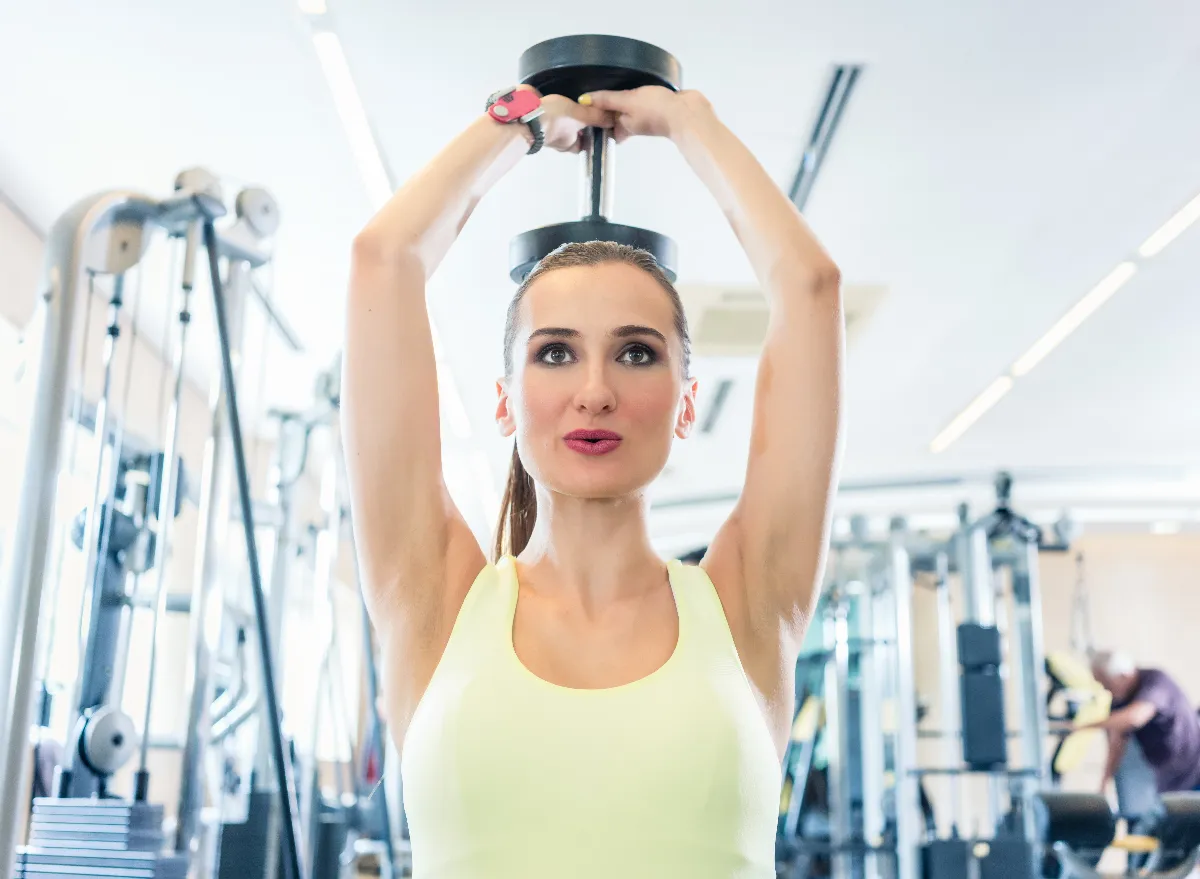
xmin=508 ymin=34 xmax=682 ymax=284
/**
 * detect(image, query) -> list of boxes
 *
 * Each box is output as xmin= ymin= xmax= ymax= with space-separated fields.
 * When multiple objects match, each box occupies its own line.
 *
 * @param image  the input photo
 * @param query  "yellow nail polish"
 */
xmin=578 ymin=94 xmax=592 ymax=106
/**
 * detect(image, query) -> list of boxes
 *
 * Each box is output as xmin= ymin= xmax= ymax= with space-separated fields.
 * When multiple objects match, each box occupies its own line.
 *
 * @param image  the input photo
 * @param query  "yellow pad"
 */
xmin=791 ymin=696 xmax=822 ymax=743
xmin=1053 ymin=692 xmax=1112 ymax=775
xmin=1047 ymin=651 xmax=1104 ymax=693
xmin=1074 ymin=690 xmax=1113 ymax=726
xmin=1111 ymin=835 xmax=1159 ymax=854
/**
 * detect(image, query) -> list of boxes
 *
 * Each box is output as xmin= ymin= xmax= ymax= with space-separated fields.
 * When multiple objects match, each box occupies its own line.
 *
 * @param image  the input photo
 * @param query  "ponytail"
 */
xmin=493 ymin=444 xmax=537 ymax=561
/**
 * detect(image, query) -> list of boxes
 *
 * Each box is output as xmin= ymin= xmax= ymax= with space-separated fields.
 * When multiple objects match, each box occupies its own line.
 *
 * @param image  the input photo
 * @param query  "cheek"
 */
xmin=616 ymin=372 xmax=681 ymax=426
xmin=512 ymin=370 xmax=570 ymax=427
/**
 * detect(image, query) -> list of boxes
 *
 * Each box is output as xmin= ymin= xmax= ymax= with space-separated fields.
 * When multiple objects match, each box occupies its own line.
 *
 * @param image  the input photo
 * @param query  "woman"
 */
xmin=343 ymin=82 xmax=842 ymax=878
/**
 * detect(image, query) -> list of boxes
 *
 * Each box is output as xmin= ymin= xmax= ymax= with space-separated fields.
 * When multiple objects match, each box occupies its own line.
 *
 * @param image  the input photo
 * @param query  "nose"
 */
xmin=572 ymin=364 xmax=616 ymax=415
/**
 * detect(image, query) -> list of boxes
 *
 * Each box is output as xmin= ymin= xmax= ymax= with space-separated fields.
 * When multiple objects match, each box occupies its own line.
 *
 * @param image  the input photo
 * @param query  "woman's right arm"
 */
xmin=343 ymin=96 xmax=611 ymax=638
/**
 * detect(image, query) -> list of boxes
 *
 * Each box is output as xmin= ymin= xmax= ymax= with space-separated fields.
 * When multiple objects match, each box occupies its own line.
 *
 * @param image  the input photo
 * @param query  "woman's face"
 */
xmin=496 ymin=262 xmax=697 ymax=500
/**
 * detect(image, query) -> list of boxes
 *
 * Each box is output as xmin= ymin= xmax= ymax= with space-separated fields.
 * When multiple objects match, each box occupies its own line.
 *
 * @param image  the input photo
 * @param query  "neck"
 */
xmin=517 ymin=489 xmax=665 ymax=606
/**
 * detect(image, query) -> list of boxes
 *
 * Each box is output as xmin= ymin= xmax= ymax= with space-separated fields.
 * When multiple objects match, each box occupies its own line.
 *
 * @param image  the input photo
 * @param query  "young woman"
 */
xmin=343 ymin=83 xmax=843 ymax=878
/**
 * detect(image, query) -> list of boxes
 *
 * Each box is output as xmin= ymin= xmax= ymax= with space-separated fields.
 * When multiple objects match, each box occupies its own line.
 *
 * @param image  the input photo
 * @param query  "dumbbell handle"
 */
xmin=581 ymin=127 xmax=613 ymax=220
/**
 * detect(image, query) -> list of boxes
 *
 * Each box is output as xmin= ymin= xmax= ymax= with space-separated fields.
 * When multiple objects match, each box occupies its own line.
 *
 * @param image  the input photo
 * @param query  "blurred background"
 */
xmin=0 ymin=2 xmax=1198 ymax=878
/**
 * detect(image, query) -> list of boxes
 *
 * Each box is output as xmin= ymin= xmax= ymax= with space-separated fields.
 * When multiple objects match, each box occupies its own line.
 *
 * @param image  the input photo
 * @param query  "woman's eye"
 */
xmin=620 ymin=345 xmax=656 ymax=366
xmin=538 ymin=344 xmax=574 ymax=365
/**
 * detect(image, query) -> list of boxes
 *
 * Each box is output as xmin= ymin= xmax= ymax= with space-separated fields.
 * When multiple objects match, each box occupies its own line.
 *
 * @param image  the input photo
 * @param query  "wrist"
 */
xmin=476 ymin=112 xmax=534 ymax=151
xmin=667 ymin=91 xmax=718 ymax=143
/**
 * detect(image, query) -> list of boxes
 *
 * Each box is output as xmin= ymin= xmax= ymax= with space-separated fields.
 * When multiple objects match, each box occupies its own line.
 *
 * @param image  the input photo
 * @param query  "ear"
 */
xmin=674 ymin=378 xmax=699 ymax=439
xmin=495 ymin=378 xmax=516 ymax=438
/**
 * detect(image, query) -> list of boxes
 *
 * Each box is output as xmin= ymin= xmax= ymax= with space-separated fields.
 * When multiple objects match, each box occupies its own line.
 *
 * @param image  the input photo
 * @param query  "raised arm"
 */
xmin=343 ymin=94 xmax=612 ymax=637
xmin=586 ymin=88 xmax=842 ymax=648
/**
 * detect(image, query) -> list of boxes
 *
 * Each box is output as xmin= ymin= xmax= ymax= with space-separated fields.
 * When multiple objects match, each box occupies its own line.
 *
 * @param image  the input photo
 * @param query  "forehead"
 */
xmin=517 ymin=262 xmax=677 ymax=336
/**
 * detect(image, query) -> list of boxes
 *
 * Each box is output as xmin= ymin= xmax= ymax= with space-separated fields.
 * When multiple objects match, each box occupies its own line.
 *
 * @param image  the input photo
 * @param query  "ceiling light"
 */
xmin=311 ymin=31 xmax=393 ymax=211
xmin=1011 ymin=262 xmax=1137 ymax=377
xmin=1138 ymin=192 xmax=1200 ymax=258
xmin=930 ymin=376 xmax=1014 ymax=454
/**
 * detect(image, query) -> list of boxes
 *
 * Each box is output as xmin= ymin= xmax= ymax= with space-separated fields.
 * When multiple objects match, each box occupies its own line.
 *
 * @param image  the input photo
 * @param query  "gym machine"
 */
xmin=767 ymin=473 xmax=1059 ymax=879
xmin=0 ymin=170 xmax=307 ymax=879
xmin=507 ymin=34 xmax=681 ymax=283
xmin=214 ymin=360 xmax=399 ymax=879
xmin=1035 ymin=791 xmax=1200 ymax=878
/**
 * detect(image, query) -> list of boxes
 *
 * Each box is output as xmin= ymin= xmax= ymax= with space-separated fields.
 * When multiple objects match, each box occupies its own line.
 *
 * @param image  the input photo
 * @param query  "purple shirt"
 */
xmin=1114 ymin=669 xmax=1200 ymax=793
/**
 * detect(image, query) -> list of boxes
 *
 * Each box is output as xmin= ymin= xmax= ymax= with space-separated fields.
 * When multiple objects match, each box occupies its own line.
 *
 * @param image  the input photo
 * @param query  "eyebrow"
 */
xmin=528 ymin=325 xmax=669 ymax=345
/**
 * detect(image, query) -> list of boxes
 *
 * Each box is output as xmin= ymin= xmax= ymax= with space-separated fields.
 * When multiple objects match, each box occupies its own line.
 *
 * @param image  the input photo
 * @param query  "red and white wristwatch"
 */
xmin=485 ymin=87 xmax=545 ymax=155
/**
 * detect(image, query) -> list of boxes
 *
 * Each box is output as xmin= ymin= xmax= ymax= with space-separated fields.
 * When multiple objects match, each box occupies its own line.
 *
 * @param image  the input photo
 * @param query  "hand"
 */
xmin=518 ymin=86 xmax=615 ymax=153
xmin=579 ymin=87 xmax=711 ymax=143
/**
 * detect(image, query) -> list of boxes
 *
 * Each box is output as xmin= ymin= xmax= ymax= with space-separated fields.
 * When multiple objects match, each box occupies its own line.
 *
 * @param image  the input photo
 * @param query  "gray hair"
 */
xmin=1092 ymin=650 xmax=1136 ymax=679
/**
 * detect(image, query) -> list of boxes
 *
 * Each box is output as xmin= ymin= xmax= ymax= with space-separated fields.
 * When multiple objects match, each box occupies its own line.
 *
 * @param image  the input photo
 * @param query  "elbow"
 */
xmin=351 ymin=229 xmax=426 ymax=277
xmin=809 ymin=260 xmax=841 ymax=293
xmin=775 ymin=252 xmax=841 ymax=296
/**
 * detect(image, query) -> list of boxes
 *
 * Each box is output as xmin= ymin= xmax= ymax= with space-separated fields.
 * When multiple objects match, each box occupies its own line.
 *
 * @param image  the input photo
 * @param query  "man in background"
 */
xmin=1086 ymin=651 xmax=1200 ymax=795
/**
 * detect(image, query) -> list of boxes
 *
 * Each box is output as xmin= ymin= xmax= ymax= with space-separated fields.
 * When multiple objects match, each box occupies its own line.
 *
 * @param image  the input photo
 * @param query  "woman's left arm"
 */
xmin=588 ymin=88 xmax=843 ymax=644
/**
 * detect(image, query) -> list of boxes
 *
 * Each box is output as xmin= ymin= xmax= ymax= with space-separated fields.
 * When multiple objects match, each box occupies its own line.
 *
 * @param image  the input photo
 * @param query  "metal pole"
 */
xmin=96 ymin=266 xmax=146 ymax=712
xmin=134 ymin=221 xmax=200 ymax=800
xmin=202 ymin=219 xmax=306 ymax=879
xmin=581 ymin=128 xmax=614 ymax=220
xmin=62 ymin=273 xmax=125 ymax=753
xmin=255 ymin=419 xmax=304 ymax=787
xmin=824 ymin=596 xmax=852 ymax=879
xmin=0 ymin=190 xmax=157 ymax=879
xmin=174 ymin=256 xmax=250 ymax=860
xmin=858 ymin=578 xmax=886 ymax=878
xmin=889 ymin=527 xmax=919 ymax=879
xmin=1012 ymin=537 xmax=1048 ymax=843
xmin=933 ymin=552 xmax=963 ymax=832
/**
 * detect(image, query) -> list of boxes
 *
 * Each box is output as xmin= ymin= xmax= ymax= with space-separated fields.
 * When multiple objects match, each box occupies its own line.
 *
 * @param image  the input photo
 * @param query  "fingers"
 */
xmin=567 ymin=101 xmax=616 ymax=128
xmin=578 ymin=90 xmax=632 ymax=113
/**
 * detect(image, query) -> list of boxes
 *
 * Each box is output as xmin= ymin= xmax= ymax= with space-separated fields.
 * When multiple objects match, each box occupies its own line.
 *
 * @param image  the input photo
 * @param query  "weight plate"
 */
xmin=508 ymin=220 xmax=678 ymax=284
xmin=519 ymin=35 xmax=682 ymax=99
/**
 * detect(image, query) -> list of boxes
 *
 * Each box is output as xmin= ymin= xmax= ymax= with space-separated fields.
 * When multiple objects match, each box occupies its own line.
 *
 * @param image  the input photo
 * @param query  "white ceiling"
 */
xmin=1 ymin=0 xmax=1199 ymax=543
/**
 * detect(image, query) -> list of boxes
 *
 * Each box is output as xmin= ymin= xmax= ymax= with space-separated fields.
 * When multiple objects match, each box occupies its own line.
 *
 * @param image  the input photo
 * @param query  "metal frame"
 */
xmin=0 ymin=180 xmax=305 ymax=879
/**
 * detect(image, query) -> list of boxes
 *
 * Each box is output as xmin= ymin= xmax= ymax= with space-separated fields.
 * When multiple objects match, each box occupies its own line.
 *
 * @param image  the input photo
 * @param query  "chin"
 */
xmin=540 ymin=452 xmax=665 ymax=501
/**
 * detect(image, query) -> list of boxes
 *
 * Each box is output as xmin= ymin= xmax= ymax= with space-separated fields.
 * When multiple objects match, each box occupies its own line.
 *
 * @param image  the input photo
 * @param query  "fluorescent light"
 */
xmin=1150 ymin=520 xmax=1182 ymax=535
xmin=311 ymin=31 xmax=393 ymax=211
xmin=1011 ymin=262 xmax=1137 ymax=377
xmin=930 ymin=376 xmax=1014 ymax=454
xmin=1138 ymin=192 xmax=1200 ymax=258
xmin=297 ymin=0 xmax=327 ymax=13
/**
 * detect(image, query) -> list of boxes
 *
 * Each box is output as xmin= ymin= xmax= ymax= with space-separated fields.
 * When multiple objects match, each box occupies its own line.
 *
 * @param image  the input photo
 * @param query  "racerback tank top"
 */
xmin=400 ymin=556 xmax=782 ymax=879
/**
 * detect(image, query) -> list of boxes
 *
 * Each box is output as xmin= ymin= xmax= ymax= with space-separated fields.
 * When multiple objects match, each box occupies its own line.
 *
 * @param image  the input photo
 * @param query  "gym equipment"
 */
xmin=15 ymin=799 xmax=187 ymax=879
xmin=959 ymin=622 xmax=1008 ymax=768
xmin=1036 ymin=791 xmax=1200 ymax=878
xmin=764 ymin=475 xmax=1055 ymax=879
xmin=0 ymin=172 xmax=304 ymax=879
xmin=508 ymin=35 xmax=682 ymax=283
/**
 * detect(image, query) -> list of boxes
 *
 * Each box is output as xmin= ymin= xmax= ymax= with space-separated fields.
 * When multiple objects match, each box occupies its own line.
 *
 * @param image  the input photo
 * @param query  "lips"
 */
xmin=563 ymin=429 xmax=623 ymax=456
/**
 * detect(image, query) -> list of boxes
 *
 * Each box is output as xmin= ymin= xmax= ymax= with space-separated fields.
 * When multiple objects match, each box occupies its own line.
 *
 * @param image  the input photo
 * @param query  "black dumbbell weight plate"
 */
xmin=509 ymin=220 xmax=678 ymax=284
xmin=519 ymin=35 xmax=681 ymax=98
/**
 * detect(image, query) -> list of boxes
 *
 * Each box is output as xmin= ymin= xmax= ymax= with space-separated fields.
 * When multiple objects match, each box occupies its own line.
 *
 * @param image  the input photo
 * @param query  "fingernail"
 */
xmin=578 ymin=93 xmax=592 ymax=106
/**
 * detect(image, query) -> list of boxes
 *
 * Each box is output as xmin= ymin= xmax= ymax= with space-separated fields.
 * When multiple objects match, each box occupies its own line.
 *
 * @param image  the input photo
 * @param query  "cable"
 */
xmin=202 ymin=218 xmax=306 ymax=879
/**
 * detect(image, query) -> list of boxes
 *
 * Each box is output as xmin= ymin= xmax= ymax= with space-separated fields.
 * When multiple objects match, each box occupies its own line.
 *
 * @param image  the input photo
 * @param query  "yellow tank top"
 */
xmin=400 ymin=556 xmax=782 ymax=879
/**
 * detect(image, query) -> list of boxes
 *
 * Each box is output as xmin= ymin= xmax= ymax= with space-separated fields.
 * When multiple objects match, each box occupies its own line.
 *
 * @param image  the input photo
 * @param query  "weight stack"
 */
xmin=958 ymin=623 xmax=1008 ymax=768
xmin=16 ymin=798 xmax=188 ymax=879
